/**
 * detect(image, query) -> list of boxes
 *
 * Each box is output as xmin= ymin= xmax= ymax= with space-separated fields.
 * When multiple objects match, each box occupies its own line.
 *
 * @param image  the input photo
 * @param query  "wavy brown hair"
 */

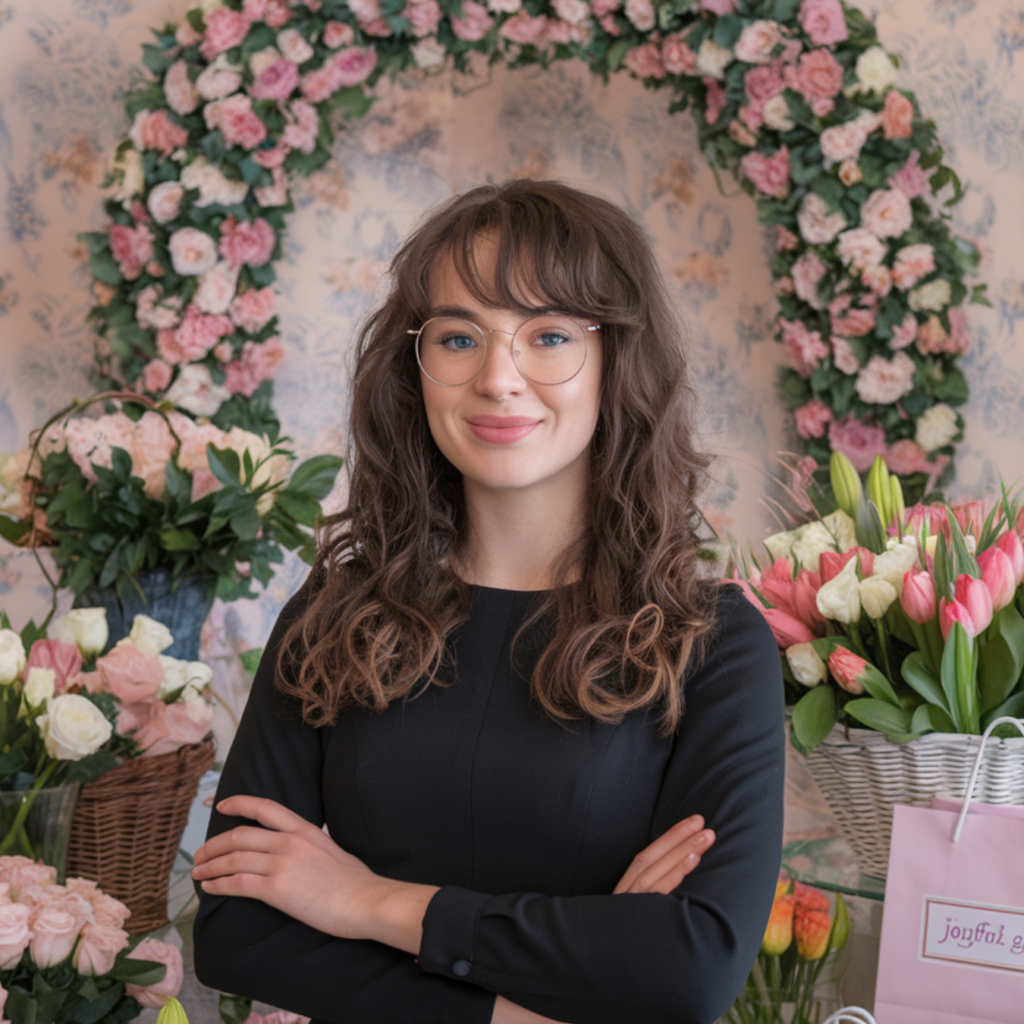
xmin=277 ymin=179 xmax=720 ymax=735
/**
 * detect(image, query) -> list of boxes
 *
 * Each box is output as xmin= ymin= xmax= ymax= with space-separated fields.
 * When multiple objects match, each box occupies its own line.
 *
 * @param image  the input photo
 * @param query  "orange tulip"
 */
xmin=793 ymin=882 xmax=833 ymax=960
xmin=761 ymin=880 xmax=796 ymax=955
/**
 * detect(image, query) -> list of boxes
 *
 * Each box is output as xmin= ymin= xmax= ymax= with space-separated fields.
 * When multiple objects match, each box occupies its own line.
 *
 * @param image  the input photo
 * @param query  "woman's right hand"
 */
xmin=488 ymin=817 xmax=714 ymax=1024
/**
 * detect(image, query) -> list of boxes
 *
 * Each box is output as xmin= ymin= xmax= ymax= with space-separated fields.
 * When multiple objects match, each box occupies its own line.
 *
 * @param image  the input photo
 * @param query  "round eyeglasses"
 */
xmin=410 ymin=314 xmax=599 ymax=387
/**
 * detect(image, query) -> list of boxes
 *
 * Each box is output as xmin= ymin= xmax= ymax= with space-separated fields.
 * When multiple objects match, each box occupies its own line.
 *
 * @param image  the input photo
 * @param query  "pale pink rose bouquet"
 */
xmin=734 ymin=451 xmax=1024 ymax=752
xmin=0 ymin=855 xmax=181 ymax=1024
xmin=0 ymin=392 xmax=341 ymax=607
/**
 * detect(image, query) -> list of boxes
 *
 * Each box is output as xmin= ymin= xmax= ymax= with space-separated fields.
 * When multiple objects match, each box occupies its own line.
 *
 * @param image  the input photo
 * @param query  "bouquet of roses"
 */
xmin=724 ymin=879 xmax=849 ymax=1024
xmin=0 ymin=855 xmax=182 ymax=1024
xmin=0 ymin=393 xmax=341 ymax=604
xmin=735 ymin=451 xmax=1024 ymax=751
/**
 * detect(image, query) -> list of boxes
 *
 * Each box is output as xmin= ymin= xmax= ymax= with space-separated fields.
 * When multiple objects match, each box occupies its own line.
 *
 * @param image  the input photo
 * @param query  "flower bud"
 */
xmin=51 ymin=608 xmax=109 ymax=656
xmin=0 ymin=629 xmax=27 ymax=685
xmin=995 ymin=530 xmax=1024 ymax=587
xmin=942 ymin=575 xmax=994 ymax=640
xmin=793 ymin=883 xmax=833 ymax=960
xmin=761 ymin=881 xmax=795 ymax=956
xmin=901 ymin=570 xmax=937 ymax=624
xmin=978 ymin=547 xmax=1016 ymax=612
xmin=786 ymin=642 xmax=828 ymax=687
xmin=866 ymin=455 xmax=891 ymax=528
xmin=156 ymin=997 xmax=190 ymax=1024
xmin=830 ymin=451 xmax=863 ymax=522
xmin=889 ymin=475 xmax=906 ymax=536
xmin=827 ymin=647 xmax=869 ymax=694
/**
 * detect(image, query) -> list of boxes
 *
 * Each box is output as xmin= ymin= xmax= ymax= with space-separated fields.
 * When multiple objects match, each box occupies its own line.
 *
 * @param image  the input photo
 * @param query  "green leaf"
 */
xmin=272 ymin=490 xmax=322 ymax=526
xmin=844 ymin=698 xmax=913 ymax=735
xmin=0 ymin=515 xmax=31 ymax=543
xmin=945 ymin=509 xmax=981 ymax=580
xmin=71 ymin=979 xmax=123 ymax=1023
xmin=109 ymin=956 xmax=167 ymax=987
xmin=859 ymin=663 xmax=902 ymax=707
xmin=979 ymin=604 xmax=1024 ymax=712
xmin=160 ymin=528 xmax=202 ymax=552
xmin=239 ymin=647 xmax=264 ymax=675
xmin=207 ymin=445 xmax=242 ymax=487
xmin=792 ymin=685 xmax=837 ymax=752
xmin=901 ymin=651 xmax=950 ymax=714
xmin=284 ymin=454 xmax=343 ymax=500
xmin=230 ymin=506 xmax=262 ymax=541
xmin=606 ymin=37 xmax=630 ymax=71
xmin=219 ymin=995 xmax=253 ymax=1024
xmin=981 ymin=691 xmax=1024 ymax=731
xmin=60 ymin=749 xmax=119 ymax=786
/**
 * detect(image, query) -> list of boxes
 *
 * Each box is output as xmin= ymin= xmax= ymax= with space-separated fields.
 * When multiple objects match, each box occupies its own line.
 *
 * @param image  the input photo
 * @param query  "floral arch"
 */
xmin=84 ymin=0 xmax=982 ymax=500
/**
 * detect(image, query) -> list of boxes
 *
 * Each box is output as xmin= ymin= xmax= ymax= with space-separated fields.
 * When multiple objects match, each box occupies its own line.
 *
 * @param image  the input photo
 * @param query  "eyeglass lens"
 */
xmin=416 ymin=315 xmax=589 ymax=386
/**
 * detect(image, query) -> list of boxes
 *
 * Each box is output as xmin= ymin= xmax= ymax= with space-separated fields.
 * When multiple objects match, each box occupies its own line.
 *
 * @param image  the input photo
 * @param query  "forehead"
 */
xmin=427 ymin=236 xmax=549 ymax=314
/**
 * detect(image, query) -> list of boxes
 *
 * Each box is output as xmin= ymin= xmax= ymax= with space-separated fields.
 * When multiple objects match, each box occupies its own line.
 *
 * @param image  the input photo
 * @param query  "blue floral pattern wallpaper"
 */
xmin=0 ymin=0 xmax=1021 ymax=743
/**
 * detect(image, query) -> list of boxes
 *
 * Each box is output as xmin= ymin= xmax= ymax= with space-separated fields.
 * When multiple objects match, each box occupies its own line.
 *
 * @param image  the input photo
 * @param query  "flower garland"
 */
xmin=83 ymin=0 xmax=981 ymax=495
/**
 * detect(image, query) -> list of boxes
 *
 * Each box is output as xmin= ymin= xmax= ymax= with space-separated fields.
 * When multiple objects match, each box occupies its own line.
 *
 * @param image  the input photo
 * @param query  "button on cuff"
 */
xmin=452 ymin=959 xmax=472 ymax=977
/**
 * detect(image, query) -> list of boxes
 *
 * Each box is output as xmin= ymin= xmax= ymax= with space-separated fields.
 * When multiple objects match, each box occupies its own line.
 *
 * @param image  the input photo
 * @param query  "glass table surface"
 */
xmin=782 ymin=835 xmax=886 ymax=901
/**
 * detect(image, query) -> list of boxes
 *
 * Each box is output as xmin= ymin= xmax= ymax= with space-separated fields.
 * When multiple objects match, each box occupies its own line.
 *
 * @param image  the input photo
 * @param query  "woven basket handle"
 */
xmin=952 ymin=716 xmax=1024 ymax=843
xmin=821 ymin=1009 xmax=877 ymax=1024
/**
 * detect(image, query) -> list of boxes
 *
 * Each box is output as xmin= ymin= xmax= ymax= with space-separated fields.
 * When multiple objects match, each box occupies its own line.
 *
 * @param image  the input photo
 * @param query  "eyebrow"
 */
xmin=427 ymin=303 xmax=570 ymax=320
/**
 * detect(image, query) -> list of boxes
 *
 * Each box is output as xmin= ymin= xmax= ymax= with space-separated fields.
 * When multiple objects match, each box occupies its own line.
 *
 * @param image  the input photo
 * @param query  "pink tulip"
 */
xmin=25 ymin=640 xmax=82 ymax=695
xmin=950 ymin=500 xmax=985 ymax=541
xmin=793 ymin=569 xmax=826 ymax=627
xmin=901 ymin=570 xmax=937 ymax=624
xmin=758 ymin=559 xmax=800 ymax=618
xmin=978 ymin=547 xmax=1016 ymax=611
xmin=827 ymin=648 xmax=868 ymax=694
xmin=995 ymin=530 xmax=1024 ymax=587
xmin=905 ymin=503 xmax=947 ymax=537
xmin=819 ymin=550 xmax=854 ymax=585
xmin=763 ymin=607 xmax=818 ymax=647
xmin=941 ymin=575 xmax=994 ymax=640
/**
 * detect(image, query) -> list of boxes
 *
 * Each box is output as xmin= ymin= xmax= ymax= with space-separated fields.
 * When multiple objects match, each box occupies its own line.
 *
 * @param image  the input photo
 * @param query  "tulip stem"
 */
xmin=874 ymin=619 xmax=896 ymax=693
xmin=0 ymin=759 xmax=57 ymax=858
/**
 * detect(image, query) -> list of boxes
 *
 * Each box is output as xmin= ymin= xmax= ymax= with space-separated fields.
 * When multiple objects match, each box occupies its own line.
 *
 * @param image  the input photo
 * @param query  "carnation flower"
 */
xmin=624 ymin=43 xmax=665 ymax=79
xmin=882 ymin=88 xmax=914 ymax=139
xmin=892 ymin=243 xmax=936 ymax=291
xmin=282 ymin=99 xmax=319 ymax=154
xmin=109 ymin=224 xmax=153 ymax=281
xmin=200 ymin=8 xmax=251 ymax=61
xmin=218 ymin=217 xmax=276 ymax=269
xmin=797 ymin=192 xmax=846 ymax=244
xmin=168 ymin=227 xmax=218 ymax=276
xmin=164 ymin=363 xmax=231 ymax=418
xmin=164 ymin=59 xmax=199 ymax=116
xmin=451 ymin=1 xmax=494 ymax=40
xmin=251 ymin=59 xmax=300 ymax=101
xmin=794 ymin=398 xmax=833 ymax=439
xmin=799 ymin=0 xmax=847 ymax=47
xmin=130 ymin=110 xmax=188 ymax=157
xmin=136 ymin=285 xmax=182 ymax=330
xmin=820 ymin=111 xmax=878 ymax=163
xmin=860 ymin=188 xmax=912 ymax=240
xmin=662 ymin=34 xmax=698 ymax=75
xmin=850 ymin=46 xmax=899 ymax=95
xmin=739 ymin=146 xmax=790 ymax=199
xmin=784 ymin=48 xmax=843 ymax=116
xmin=323 ymin=20 xmax=357 ymax=47
xmin=791 ymin=250 xmax=827 ymax=309
xmin=230 ymin=287 xmax=276 ymax=333
xmin=142 ymin=358 xmax=173 ymax=393
xmin=855 ymin=351 xmax=916 ymax=404
xmin=205 ymin=94 xmax=268 ymax=150
xmin=889 ymin=312 xmax=917 ymax=349
xmin=159 ymin=305 xmax=234 ymax=364
xmin=889 ymin=150 xmax=928 ymax=199
xmin=915 ymin=402 xmax=959 ymax=452
xmin=831 ymin=335 xmax=860 ymax=374
xmin=696 ymin=39 xmax=733 ymax=80
xmin=406 ymin=0 xmax=443 ymax=35
xmin=780 ymin=319 xmax=828 ymax=376
xmin=828 ymin=415 xmax=887 ymax=472
xmin=908 ymin=278 xmax=952 ymax=312
xmin=224 ymin=337 xmax=287 ymax=396
xmin=277 ymin=27 xmax=315 ymax=64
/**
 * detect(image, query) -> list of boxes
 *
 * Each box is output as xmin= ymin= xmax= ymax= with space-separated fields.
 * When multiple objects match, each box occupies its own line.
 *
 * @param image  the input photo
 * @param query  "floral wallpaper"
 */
xmin=0 ymin=0 xmax=1021 ymax=743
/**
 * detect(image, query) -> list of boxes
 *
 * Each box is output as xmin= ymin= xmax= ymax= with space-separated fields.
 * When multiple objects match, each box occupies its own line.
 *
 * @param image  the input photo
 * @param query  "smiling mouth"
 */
xmin=465 ymin=416 xmax=540 ymax=444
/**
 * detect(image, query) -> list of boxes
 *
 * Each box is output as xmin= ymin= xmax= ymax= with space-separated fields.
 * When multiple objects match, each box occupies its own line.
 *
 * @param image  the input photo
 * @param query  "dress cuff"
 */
xmin=420 ymin=886 xmax=494 ymax=986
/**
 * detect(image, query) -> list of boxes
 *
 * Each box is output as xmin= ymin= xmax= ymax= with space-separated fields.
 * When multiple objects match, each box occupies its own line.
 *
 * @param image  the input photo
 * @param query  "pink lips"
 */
xmin=465 ymin=415 xmax=539 ymax=444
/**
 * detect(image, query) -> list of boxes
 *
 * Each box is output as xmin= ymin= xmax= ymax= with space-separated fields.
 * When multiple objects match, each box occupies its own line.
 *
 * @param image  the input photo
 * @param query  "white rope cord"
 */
xmin=952 ymin=716 xmax=1024 ymax=842
xmin=821 ymin=1008 xmax=878 ymax=1024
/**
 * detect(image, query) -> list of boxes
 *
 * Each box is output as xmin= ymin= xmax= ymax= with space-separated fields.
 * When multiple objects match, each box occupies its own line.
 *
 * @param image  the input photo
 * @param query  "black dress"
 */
xmin=193 ymin=582 xmax=785 ymax=1024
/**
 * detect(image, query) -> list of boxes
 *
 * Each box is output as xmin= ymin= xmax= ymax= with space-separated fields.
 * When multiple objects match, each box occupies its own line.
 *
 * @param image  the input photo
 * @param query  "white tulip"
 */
xmin=871 ymin=543 xmax=920 ymax=596
xmin=126 ymin=615 xmax=175 ymax=657
xmin=785 ymin=643 xmax=827 ymax=687
xmin=816 ymin=559 xmax=862 ymax=624
xmin=763 ymin=530 xmax=796 ymax=564
xmin=860 ymin=576 xmax=898 ymax=619
xmin=0 ymin=629 xmax=26 ymax=686
xmin=51 ymin=608 xmax=109 ymax=656
xmin=36 ymin=695 xmax=113 ymax=761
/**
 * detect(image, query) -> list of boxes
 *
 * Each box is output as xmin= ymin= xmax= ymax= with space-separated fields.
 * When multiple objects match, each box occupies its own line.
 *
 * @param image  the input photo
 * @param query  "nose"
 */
xmin=472 ymin=331 xmax=526 ymax=399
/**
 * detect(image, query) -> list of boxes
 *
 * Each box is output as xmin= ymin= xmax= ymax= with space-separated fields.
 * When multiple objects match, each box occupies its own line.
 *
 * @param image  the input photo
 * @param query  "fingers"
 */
xmin=613 ymin=816 xmax=716 ymax=895
xmin=215 ymin=795 xmax=312 ymax=832
xmin=613 ymin=815 xmax=704 ymax=894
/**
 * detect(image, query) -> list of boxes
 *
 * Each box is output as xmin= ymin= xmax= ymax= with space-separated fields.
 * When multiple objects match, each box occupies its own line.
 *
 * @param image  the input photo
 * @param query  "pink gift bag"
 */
xmin=874 ymin=718 xmax=1024 ymax=1024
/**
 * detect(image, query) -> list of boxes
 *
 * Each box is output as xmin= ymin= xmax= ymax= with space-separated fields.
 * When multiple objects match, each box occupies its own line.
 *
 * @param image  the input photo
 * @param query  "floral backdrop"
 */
xmin=1 ymin=0 xmax=1022 ymax=748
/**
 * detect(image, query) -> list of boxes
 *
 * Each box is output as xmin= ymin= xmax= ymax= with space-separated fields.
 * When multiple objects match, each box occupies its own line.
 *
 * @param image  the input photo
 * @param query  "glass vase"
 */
xmin=0 ymin=783 xmax=81 ymax=882
xmin=720 ymin=949 xmax=845 ymax=1024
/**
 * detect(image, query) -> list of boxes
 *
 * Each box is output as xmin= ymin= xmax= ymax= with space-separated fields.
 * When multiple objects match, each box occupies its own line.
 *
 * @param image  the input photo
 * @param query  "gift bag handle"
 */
xmin=952 ymin=716 xmax=1024 ymax=843
xmin=821 ymin=1009 xmax=877 ymax=1024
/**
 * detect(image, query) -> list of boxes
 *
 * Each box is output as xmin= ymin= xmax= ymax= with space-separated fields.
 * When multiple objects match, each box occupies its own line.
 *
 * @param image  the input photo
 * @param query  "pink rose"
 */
xmin=109 ymin=224 xmax=153 ymax=281
xmin=624 ymin=43 xmax=666 ymax=79
xmin=230 ymin=288 xmax=276 ymax=333
xmin=704 ymin=79 xmax=727 ymax=124
xmin=820 ymin=115 xmax=876 ymax=163
xmin=219 ymin=217 xmax=276 ymax=269
xmin=158 ymin=306 xmax=233 ymax=364
xmin=125 ymin=939 xmax=184 ymax=1008
xmin=700 ymin=0 xmax=736 ymax=12
xmin=282 ymin=99 xmax=319 ymax=154
xmin=254 ymin=143 xmax=289 ymax=168
xmin=500 ymin=10 xmax=548 ymax=44
xmin=794 ymin=399 xmax=833 ymax=439
xmin=251 ymin=59 xmax=300 ymax=101
xmin=331 ymin=47 xmax=378 ymax=87
xmin=205 ymin=94 xmax=268 ymax=150
xmin=791 ymin=250 xmax=826 ymax=309
xmin=323 ymin=20 xmax=356 ymax=46
xmin=784 ymin=48 xmax=843 ymax=116
xmin=115 ymin=700 xmax=156 ymax=737
xmin=798 ymin=0 xmax=846 ymax=47
xmin=744 ymin=64 xmax=785 ymax=108
xmin=95 ymin=644 xmax=164 ymax=703
xmin=881 ymin=88 xmax=913 ymax=140
xmin=855 ymin=351 xmax=916 ymax=404
xmin=246 ymin=0 xmax=291 ymax=27
xmin=195 ymin=261 xmax=241 ymax=316
xmin=832 ymin=307 xmax=875 ymax=337
xmin=591 ymin=0 xmax=621 ymax=15
xmin=200 ymin=8 xmax=252 ymax=61
xmin=890 ymin=312 xmax=917 ymax=349
xmin=662 ymin=34 xmax=698 ymax=75
xmin=451 ymin=1 xmax=493 ymax=40
xmin=739 ymin=145 xmax=790 ymax=198
xmin=885 ymin=439 xmax=931 ymax=476
xmin=831 ymin=335 xmax=860 ymax=374
xmin=862 ymin=264 xmax=891 ymax=297
xmin=404 ymin=0 xmax=442 ymax=37
xmin=29 ymin=904 xmax=80 ymax=968
xmin=780 ymin=319 xmax=828 ymax=377
xmin=0 ymin=902 xmax=31 ymax=969
xmin=861 ymin=187 xmax=912 ymax=239
xmin=836 ymin=227 xmax=885 ymax=272
xmin=130 ymin=110 xmax=189 ymax=157
xmin=889 ymin=150 xmax=928 ymax=199
xmin=26 ymin=640 xmax=82 ymax=695
xmin=892 ymin=243 xmax=935 ymax=290
xmin=168 ymin=227 xmax=218 ymax=277
xmin=828 ymin=415 xmax=887 ymax=472
xmin=142 ymin=358 xmax=173 ymax=393
xmin=146 ymin=181 xmax=185 ymax=226
xmin=66 ymin=879 xmax=130 ymax=929
xmin=164 ymin=59 xmax=199 ymax=116
xmin=225 ymin=337 xmax=286 ymax=395
xmin=73 ymin=923 xmax=129 ymax=976
xmin=134 ymin=698 xmax=214 ymax=757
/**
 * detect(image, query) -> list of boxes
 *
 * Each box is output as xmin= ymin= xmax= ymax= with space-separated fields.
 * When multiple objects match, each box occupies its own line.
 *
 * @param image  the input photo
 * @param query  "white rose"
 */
xmin=196 ymin=54 xmax=242 ymax=101
xmin=815 ymin=558 xmax=862 ymax=624
xmin=181 ymin=157 xmax=249 ymax=209
xmin=785 ymin=643 xmax=827 ymax=687
xmin=859 ymin=576 xmax=897 ymax=619
xmin=870 ymin=542 xmax=919 ymax=595
xmin=851 ymin=47 xmax=899 ymax=95
xmin=762 ymin=93 xmax=794 ymax=131
xmin=147 ymin=181 xmax=185 ymax=225
xmin=36 ymin=695 xmax=113 ymax=761
xmin=165 ymin=364 xmax=231 ymax=418
xmin=696 ymin=39 xmax=732 ymax=80
xmin=277 ymin=28 xmax=315 ymax=64
xmin=915 ymin=402 xmax=959 ymax=452
xmin=158 ymin=655 xmax=189 ymax=700
xmin=411 ymin=38 xmax=447 ymax=69
xmin=168 ymin=227 xmax=218 ymax=277
xmin=797 ymin=193 xmax=846 ymax=245
xmin=194 ymin=261 xmax=240 ymax=315
xmin=249 ymin=47 xmax=282 ymax=79
xmin=908 ymin=278 xmax=952 ymax=312
xmin=553 ymin=0 xmax=589 ymax=23
xmin=50 ymin=609 xmax=109 ymax=656
xmin=182 ymin=661 xmax=213 ymax=699
xmin=22 ymin=667 xmax=56 ymax=711
xmin=112 ymin=149 xmax=144 ymax=203
xmin=0 ymin=629 xmax=27 ymax=685
xmin=126 ymin=614 xmax=174 ymax=657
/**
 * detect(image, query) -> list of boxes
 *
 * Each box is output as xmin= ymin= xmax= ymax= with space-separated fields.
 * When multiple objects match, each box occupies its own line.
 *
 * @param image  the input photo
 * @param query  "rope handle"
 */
xmin=951 ymin=716 xmax=1024 ymax=843
xmin=821 ymin=1009 xmax=877 ymax=1024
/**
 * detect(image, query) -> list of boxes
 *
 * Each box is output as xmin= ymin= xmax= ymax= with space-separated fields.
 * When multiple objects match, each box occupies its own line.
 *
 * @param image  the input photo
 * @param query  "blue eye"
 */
xmin=535 ymin=331 xmax=571 ymax=347
xmin=440 ymin=333 xmax=477 ymax=351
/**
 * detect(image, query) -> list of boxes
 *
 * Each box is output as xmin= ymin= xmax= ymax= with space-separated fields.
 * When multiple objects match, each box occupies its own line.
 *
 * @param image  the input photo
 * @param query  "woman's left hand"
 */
xmin=192 ymin=795 xmax=437 ymax=952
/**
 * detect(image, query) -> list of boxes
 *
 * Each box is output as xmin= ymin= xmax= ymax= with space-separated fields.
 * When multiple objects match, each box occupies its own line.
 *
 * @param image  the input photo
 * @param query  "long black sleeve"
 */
xmin=192 ymin=583 xmax=785 ymax=1024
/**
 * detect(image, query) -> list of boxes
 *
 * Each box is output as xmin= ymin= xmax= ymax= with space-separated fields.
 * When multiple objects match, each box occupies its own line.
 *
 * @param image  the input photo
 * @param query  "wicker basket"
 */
xmin=806 ymin=724 xmax=1024 ymax=880
xmin=66 ymin=737 xmax=215 ymax=934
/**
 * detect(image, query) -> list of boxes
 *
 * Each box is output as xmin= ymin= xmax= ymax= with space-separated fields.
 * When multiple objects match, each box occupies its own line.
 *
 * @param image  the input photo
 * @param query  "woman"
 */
xmin=192 ymin=180 xmax=785 ymax=1024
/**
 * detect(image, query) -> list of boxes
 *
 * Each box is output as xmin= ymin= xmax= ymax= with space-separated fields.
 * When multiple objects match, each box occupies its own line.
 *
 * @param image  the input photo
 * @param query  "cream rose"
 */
xmin=761 ymin=94 xmax=794 ymax=131
xmin=0 ymin=629 xmax=26 ymax=686
xmin=50 ymin=608 xmax=109 ymax=656
xmin=249 ymin=47 xmax=282 ymax=79
xmin=785 ymin=643 xmax=827 ymax=687
xmin=21 ymin=667 xmax=55 ymax=711
xmin=158 ymin=655 xmax=212 ymax=700
xmin=165 ymin=364 xmax=231 ymax=418
xmin=851 ymin=46 xmax=899 ymax=95
xmin=168 ymin=227 xmax=218 ymax=277
xmin=112 ymin=149 xmax=144 ymax=203
xmin=859 ymin=576 xmax=897 ymax=619
xmin=816 ymin=558 xmax=861 ymax=624
xmin=908 ymin=278 xmax=952 ymax=312
xmin=411 ymin=38 xmax=447 ymax=69
xmin=277 ymin=27 xmax=315 ymax=64
xmin=36 ymin=694 xmax=113 ymax=761
xmin=696 ymin=39 xmax=733 ymax=80
xmin=147 ymin=181 xmax=185 ymax=225
xmin=126 ymin=614 xmax=175 ymax=657
xmin=916 ymin=402 xmax=959 ymax=452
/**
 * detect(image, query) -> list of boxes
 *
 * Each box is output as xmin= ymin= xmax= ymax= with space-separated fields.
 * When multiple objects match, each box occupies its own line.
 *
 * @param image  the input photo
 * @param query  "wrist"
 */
xmin=363 ymin=878 xmax=440 ymax=955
